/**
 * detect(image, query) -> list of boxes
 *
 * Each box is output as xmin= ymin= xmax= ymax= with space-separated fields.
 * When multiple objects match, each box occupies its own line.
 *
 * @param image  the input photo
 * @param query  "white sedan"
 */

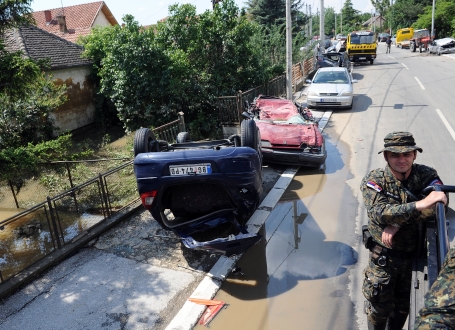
xmin=305 ymin=67 xmax=357 ymax=110
xmin=428 ymin=38 xmax=455 ymax=55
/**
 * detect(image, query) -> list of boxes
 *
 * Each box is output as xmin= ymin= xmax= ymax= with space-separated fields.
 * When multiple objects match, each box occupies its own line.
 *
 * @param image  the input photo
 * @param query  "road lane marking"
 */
xmin=414 ymin=77 xmax=425 ymax=90
xmin=401 ymin=63 xmax=409 ymax=69
xmin=436 ymin=109 xmax=455 ymax=142
xmin=388 ymin=55 xmax=395 ymax=59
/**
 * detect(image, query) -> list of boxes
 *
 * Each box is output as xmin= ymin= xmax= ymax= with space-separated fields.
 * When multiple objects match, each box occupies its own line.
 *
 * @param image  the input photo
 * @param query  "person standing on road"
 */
xmin=386 ymin=36 xmax=392 ymax=53
xmin=360 ymin=132 xmax=448 ymax=330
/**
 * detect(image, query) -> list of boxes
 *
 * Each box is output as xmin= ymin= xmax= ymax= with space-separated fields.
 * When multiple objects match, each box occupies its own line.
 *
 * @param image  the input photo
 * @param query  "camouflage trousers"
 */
xmin=362 ymin=252 xmax=413 ymax=324
xmin=414 ymin=248 xmax=455 ymax=329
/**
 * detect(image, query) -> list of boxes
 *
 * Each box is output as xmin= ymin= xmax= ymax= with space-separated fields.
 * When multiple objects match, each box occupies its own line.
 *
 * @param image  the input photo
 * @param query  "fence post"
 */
xmin=236 ymin=91 xmax=243 ymax=123
xmin=178 ymin=112 xmax=185 ymax=133
xmin=98 ymin=174 xmax=111 ymax=219
xmin=8 ymin=180 xmax=20 ymax=208
xmin=47 ymin=196 xmax=62 ymax=249
xmin=65 ymin=162 xmax=80 ymax=213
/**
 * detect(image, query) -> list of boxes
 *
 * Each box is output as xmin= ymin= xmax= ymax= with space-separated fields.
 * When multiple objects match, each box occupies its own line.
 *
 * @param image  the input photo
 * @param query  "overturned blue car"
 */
xmin=133 ymin=121 xmax=263 ymax=256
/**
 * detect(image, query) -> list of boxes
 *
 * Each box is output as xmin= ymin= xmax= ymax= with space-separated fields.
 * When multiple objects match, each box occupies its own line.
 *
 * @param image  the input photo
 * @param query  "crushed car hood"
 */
xmin=256 ymin=121 xmax=322 ymax=147
xmin=255 ymin=97 xmax=299 ymax=121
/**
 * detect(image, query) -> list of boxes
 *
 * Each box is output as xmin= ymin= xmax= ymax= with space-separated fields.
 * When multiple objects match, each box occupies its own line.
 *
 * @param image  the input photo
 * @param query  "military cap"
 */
xmin=378 ymin=131 xmax=423 ymax=154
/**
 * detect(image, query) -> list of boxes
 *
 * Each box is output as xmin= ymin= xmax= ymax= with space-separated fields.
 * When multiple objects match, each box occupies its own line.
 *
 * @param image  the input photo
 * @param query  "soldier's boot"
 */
xmin=385 ymin=310 xmax=408 ymax=330
xmin=367 ymin=319 xmax=387 ymax=330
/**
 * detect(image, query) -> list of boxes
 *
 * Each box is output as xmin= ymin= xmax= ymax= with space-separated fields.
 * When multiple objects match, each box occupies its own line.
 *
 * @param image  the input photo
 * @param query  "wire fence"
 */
xmin=0 ymin=160 xmax=138 ymax=283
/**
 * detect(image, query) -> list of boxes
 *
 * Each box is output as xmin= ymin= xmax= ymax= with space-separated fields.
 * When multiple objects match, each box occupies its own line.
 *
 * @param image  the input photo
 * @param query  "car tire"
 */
xmin=241 ymin=119 xmax=259 ymax=150
xmin=437 ymin=50 xmax=441 ymax=56
xmin=134 ymin=128 xmax=158 ymax=156
xmin=369 ymin=59 xmax=374 ymax=65
xmin=411 ymin=42 xmax=416 ymax=52
xmin=176 ymin=132 xmax=191 ymax=143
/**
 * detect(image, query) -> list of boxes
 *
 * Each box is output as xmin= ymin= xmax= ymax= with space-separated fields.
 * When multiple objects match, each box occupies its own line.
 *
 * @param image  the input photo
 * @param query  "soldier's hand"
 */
xmin=382 ymin=225 xmax=400 ymax=247
xmin=416 ymin=191 xmax=447 ymax=211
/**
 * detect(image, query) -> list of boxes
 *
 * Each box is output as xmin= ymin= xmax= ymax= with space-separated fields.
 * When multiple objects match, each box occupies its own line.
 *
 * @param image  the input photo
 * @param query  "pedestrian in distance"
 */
xmin=414 ymin=247 xmax=455 ymax=329
xmin=386 ymin=36 xmax=392 ymax=53
xmin=360 ymin=131 xmax=448 ymax=330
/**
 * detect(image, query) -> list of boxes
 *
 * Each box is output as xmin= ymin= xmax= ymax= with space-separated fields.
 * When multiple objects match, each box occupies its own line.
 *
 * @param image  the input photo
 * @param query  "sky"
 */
xmin=31 ymin=0 xmax=375 ymax=27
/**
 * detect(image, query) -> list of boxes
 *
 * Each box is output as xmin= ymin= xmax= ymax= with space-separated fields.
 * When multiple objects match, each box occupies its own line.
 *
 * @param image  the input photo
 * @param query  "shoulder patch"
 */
xmin=430 ymin=178 xmax=443 ymax=186
xmin=367 ymin=181 xmax=382 ymax=192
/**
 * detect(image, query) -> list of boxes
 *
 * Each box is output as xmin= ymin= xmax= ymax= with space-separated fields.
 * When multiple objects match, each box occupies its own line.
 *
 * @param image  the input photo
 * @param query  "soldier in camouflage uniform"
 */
xmin=414 ymin=247 xmax=455 ymax=329
xmin=360 ymin=132 xmax=448 ymax=330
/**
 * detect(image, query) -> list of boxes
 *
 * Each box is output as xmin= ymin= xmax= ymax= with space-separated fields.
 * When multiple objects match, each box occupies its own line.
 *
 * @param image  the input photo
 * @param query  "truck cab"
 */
xmin=396 ymin=27 xmax=414 ymax=48
xmin=410 ymin=28 xmax=431 ymax=53
xmin=346 ymin=30 xmax=377 ymax=65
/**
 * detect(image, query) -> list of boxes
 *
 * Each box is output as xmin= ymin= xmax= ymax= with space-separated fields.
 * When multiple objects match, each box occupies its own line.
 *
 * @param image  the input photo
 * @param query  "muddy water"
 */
xmin=0 ymin=208 xmax=104 ymax=282
xmin=196 ymin=130 xmax=360 ymax=330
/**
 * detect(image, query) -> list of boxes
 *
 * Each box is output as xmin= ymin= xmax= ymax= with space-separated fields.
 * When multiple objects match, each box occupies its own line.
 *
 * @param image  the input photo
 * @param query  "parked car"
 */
xmin=305 ymin=67 xmax=358 ymax=110
xmin=428 ymin=38 xmax=455 ymax=55
xmin=133 ymin=123 xmax=263 ymax=256
xmin=244 ymin=95 xmax=326 ymax=168
xmin=315 ymin=52 xmax=352 ymax=73
xmin=378 ymin=33 xmax=390 ymax=42
xmin=336 ymin=34 xmax=347 ymax=41
xmin=326 ymin=40 xmax=339 ymax=52
xmin=324 ymin=38 xmax=332 ymax=49
xmin=391 ymin=34 xmax=396 ymax=46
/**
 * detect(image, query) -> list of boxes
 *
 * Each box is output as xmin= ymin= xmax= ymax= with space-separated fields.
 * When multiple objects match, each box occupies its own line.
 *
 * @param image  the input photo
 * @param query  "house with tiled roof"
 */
xmin=32 ymin=1 xmax=118 ymax=43
xmin=3 ymin=25 xmax=96 ymax=132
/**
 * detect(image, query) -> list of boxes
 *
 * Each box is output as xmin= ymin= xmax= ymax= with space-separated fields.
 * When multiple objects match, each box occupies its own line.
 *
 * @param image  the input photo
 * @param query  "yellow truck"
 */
xmin=346 ymin=30 xmax=377 ymax=65
xmin=396 ymin=27 xmax=414 ymax=48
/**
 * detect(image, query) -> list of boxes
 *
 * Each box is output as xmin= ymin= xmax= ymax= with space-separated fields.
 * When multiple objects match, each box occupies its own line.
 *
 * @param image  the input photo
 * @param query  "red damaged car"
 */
xmin=244 ymin=95 xmax=327 ymax=168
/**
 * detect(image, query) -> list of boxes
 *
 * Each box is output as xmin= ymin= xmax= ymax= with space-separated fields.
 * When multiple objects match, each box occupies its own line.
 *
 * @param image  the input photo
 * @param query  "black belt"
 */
xmin=369 ymin=242 xmax=415 ymax=259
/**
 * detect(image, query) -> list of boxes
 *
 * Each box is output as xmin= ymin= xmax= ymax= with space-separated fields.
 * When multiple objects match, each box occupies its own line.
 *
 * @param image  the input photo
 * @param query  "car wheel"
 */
xmin=419 ymin=44 xmax=422 ymax=53
xmin=411 ymin=42 xmax=416 ymax=52
xmin=241 ymin=119 xmax=259 ymax=152
xmin=134 ymin=128 xmax=158 ymax=156
xmin=369 ymin=59 xmax=374 ymax=65
xmin=176 ymin=132 xmax=191 ymax=143
xmin=437 ymin=50 xmax=441 ymax=56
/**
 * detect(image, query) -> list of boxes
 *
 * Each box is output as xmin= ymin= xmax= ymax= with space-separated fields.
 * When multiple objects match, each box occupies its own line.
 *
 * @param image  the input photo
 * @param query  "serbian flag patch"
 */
xmin=430 ymin=179 xmax=443 ymax=186
xmin=367 ymin=181 xmax=382 ymax=192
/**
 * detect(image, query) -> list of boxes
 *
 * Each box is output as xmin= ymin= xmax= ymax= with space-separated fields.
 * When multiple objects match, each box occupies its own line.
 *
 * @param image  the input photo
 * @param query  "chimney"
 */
xmin=56 ymin=15 xmax=67 ymax=33
xmin=44 ymin=10 xmax=52 ymax=23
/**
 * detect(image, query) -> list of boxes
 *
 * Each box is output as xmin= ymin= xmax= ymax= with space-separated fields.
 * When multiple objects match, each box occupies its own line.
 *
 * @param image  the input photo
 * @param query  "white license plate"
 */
xmin=359 ymin=57 xmax=366 ymax=60
xmin=169 ymin=164 xmax=212 ymax=176
xmin=320 ymin=98 xmax=336 ymax=102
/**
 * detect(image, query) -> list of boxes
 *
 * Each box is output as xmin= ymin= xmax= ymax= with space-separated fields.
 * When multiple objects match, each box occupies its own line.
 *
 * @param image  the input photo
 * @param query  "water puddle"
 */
xmin=195 ymin=133 xmax=359 ymax=329
xmin=0 ymin=208 xmax=104 ymax=282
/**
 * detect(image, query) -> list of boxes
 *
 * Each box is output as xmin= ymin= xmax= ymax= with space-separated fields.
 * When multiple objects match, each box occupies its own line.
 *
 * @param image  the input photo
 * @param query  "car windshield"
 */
xmin=350 ymin=35 xmax=375 ymax=44
xmin=313 ymin=71 xmax=349 ymax=84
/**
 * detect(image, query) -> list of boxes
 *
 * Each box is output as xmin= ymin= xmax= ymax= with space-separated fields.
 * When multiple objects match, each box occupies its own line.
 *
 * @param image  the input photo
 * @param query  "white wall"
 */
xmin=92 ymin=11 xmax=111 ymax=27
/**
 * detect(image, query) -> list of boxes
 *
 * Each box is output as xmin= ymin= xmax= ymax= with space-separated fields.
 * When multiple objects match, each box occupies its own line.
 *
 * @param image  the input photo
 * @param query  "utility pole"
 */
xmin=340 ymin=0 xmax=343 ymax=34
xmin=319 ymin=0 xmax=325 ymax=50
xmin=431 ymin=0 xmax=435 ymax=38
xmin=285 ymin=0 xmax=292 ymax=100
xmin=309 ymin=5 xmax=312 ymax=38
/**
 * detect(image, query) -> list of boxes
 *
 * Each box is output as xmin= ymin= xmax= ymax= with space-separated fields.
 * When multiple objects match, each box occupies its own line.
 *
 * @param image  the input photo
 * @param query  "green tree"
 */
xmin=0 ymin=0 xmax=34 ymax=33
xmin=413 ymin=0 xmax=455 ymax=37
xmin=389 ymin=0 xmax=426 ymax=29
xmin=247 ymin=0 xmax=306 ymax=26
xmin=82 ymin=0 xmax=268 ymax=137
xmin=341 ymin=0 xmax=361 ymax=32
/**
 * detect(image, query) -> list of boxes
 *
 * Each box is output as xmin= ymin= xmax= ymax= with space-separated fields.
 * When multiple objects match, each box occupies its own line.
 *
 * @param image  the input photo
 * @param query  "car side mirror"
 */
xmin=352 ymin=79 xmax=358 ymax=83
xmin=305 ymin=79 xmax=312 ymax=84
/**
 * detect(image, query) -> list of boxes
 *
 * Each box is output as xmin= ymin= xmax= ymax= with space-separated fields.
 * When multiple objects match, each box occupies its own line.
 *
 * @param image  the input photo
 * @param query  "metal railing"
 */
xmin=0 ymin=160 xmax=138 ymax=283
xmin=152 ymin=112 xmax=186 ymax=142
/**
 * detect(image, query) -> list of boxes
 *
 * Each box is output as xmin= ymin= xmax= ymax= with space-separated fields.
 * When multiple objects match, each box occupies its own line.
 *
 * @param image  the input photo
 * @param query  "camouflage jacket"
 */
xmin=360 ymin=163 xmax=445 ymax=252
xmin=414 ymin=247 xmax=455 ymax=329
